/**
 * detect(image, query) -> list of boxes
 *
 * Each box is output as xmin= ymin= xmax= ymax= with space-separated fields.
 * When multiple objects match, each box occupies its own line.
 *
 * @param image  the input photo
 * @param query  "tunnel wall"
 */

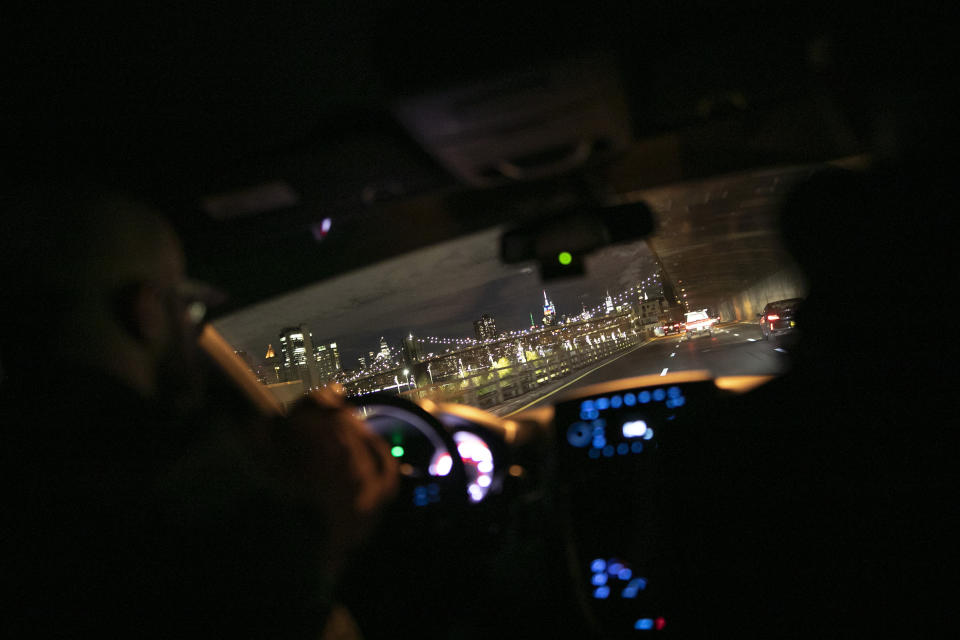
xmin=717 ymin=267 xmax=807 ymax=323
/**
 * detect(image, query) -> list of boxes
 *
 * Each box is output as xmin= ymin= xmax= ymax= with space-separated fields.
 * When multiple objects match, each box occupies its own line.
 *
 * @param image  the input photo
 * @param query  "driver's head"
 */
xmin=1 ymin=176 xmax=207 ymax=408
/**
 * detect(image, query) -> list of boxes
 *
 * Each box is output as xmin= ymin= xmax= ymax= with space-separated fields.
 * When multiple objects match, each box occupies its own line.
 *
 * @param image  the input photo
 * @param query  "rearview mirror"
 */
xmin=500 ymin=200 xmax=656 ymax=280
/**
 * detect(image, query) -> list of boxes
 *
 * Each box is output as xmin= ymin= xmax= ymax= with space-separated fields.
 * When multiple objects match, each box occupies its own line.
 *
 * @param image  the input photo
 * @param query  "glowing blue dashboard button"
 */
xmin=673 ymin=397 xmax=686 ymax=407
xmin=643 ymin=428 xmax=654 ymax=441
xmin=610 ymin=395 xmax=623 ymax=408
xmin=628 ymin=578 xmax=648 ymax=591
xmin=617 ymin=443 xmax=629 ymax=455
xmin=588 ymin=448 xmax=601 ymax=459
xmin=567 ymin=422 xmax=592 ymax=447
xmin=591 ymin=573 xmax=607 ymax=586
xmin=621 ymin=587 xmax=638 ymax=599
xmin=592 ymin=436 xmax=607 ymax=449
xmin=602 ymin=445 xmax=615 ymax=457
xmin=638 ymin=391 xmax=651 ymax=403
xmin=596 ymin=397 xmax=610 ymax=410
xmin=652 ymin=388 xmax=666 ymax=401
xmin=631 ymin=441 xmax=644 ymax=453
xmin=618 ymin=568 xmax=632 ymax=580
xmin=580 ymin=409 xmax=600 ymax=420
xmin=635 ymin=618 xmax=654 ymax=630
xmin=593 ymin=586 xmax=610 ymax=599
xmin=592 ymin=418 xmax=606 ymax=430
xmin=623 ymin=393 xmax=637 ymax=406
xmin=607 ymin=562 xmax=624 ymax=575
xmin=590 ymin=559 xmax=606 ymax=572
xmin=581 ymin=399 xmax=596 ymax=412
xmin=665 ymin=399 xmax=676 ymax=409
xmin=668 ymin=386 xmax=682 ymax=398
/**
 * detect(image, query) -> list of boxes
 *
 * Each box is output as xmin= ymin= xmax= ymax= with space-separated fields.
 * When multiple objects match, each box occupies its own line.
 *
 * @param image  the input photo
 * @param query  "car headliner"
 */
xmin=4 ymin=3 xmax=939 ymax=314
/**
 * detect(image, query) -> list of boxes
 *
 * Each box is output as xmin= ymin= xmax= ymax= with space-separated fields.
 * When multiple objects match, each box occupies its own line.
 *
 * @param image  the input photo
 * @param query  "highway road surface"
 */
xmin=506 ymin=322 xmax=790 ymax=414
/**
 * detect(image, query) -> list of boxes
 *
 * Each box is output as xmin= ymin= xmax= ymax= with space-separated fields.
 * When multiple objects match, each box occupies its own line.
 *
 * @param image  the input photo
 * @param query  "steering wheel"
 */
xmin=349 ymin=393 xmax=468 ymax=513
xmin=341 ymin=395 xmax=473 ymax=638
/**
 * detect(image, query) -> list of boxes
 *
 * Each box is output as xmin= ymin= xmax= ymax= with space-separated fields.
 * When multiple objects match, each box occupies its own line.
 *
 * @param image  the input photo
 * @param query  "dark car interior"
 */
xmin=4 ymin=2 xmax=953 ymax=637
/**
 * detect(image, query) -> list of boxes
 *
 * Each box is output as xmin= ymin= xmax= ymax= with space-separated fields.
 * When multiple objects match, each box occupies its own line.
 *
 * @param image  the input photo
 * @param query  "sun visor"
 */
xmin=392 ymin=55 xmax=633 ymax=187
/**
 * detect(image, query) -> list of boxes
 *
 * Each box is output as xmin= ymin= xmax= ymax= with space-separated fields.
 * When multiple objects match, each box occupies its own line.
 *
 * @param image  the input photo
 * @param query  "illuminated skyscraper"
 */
xmin=377 ymin=336 xmax=391 ymax=361
xmin=279 ymin=325 xmax=318 ymax=388
xmin=314 ymin=341 xmax=342 ymax=384
xmin=605 ymin=290 xmax=615 ymax=315
xmin=263 ymin=343 xmax=284 ymax=383
xmin=542 ymin=291 xmax=557 ymax=326
xmin=473 ymin=314 xmax=497 ymax=341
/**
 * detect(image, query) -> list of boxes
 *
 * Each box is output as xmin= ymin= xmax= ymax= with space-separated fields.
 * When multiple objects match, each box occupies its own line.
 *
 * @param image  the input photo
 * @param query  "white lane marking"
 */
xmin=503 ymin=341 xmax=648 ymax=416
xmin=670 ymin=352 xmax=676 ymax=357
xmin=774 ymin=347 xmax=787 ymax=353
xmin=660 ymin=368 xmax=669 ymax=376
xmin=747 ymin=338 xmax=757 ymax=342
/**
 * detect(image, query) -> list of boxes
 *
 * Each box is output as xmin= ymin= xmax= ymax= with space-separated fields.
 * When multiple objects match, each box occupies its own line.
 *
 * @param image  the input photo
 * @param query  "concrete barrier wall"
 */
xmin=266 ymin=379 xmax=305 ymax=413
xmin=717 ymin=266 xmax=808 ymax=322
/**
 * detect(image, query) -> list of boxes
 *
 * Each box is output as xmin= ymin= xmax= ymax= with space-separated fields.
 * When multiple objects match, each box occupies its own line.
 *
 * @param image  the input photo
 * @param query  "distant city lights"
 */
xmin=253 ymin=272 xmax=682 ymax=397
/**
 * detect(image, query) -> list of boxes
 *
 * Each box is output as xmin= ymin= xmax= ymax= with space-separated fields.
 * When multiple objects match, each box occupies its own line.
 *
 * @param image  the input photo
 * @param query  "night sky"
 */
xmin=214 ymin=226 xmax=658 ymax=368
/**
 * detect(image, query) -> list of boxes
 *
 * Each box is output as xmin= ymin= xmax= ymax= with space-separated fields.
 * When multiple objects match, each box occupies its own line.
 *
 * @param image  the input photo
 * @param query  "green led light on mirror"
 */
xmin=390 ymin=445 xmax=405 ymax=457
xmin=558 ymin=251 xmax=573 ymax=265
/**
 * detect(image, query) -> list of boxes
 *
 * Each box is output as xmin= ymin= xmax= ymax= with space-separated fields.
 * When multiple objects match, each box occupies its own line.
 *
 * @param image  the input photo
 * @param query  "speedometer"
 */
xmin=452 ymin=431 xmax=494 ymax=502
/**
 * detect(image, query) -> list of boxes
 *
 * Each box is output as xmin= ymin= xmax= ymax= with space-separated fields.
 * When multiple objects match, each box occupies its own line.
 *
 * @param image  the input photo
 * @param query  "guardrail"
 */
xmin=399 ymin=328 xmax=645 ymax=410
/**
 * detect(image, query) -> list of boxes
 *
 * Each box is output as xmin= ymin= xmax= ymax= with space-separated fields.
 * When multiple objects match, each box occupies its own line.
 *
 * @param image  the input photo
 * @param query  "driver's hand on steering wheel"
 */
xmin=280 ymin=386 xmax=400 ymax=576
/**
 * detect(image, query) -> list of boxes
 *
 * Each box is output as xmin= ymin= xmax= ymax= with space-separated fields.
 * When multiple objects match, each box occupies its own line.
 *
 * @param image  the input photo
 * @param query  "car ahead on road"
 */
xmin=683 ymin=310 xmax=715 ymax=339
xmin=661 ymin=322 xmax=683 ymax=336
xmin=759 ymin=298 xmax=803 ymax=340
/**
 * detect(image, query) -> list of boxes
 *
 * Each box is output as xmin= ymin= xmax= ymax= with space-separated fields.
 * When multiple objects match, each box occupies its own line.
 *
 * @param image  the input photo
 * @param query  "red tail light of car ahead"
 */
xmin=766 ymin=314 xmax=780 ymax=321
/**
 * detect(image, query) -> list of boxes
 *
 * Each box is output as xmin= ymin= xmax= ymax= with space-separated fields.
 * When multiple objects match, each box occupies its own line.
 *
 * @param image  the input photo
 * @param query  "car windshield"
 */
xmin=214 ymin=161 xmax=834 ymax=414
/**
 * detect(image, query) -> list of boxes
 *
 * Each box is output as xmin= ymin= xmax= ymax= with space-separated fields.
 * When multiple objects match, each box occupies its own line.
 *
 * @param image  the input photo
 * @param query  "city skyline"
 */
xmin=214 ymin=227 xmax=660 ymax=367
xmin=228 ymin=272 xmax=667 ymax=377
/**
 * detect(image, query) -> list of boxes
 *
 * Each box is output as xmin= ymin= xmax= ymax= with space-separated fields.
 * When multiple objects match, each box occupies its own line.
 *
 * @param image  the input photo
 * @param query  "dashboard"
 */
xmin=348 ymin=371 xmax=772 ymax=638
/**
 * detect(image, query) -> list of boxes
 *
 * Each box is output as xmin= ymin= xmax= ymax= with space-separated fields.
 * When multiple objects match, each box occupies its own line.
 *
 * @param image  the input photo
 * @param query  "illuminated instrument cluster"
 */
xmin=357 ymin=401 xmax=498 ymax=506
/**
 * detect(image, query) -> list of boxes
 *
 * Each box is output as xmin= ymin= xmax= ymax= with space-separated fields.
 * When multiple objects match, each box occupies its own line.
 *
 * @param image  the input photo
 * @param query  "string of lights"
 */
xmin=415 ymin=275 xmax=668 ymax=343
xmin=416 ymin=336 xmax=479 ymax=345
